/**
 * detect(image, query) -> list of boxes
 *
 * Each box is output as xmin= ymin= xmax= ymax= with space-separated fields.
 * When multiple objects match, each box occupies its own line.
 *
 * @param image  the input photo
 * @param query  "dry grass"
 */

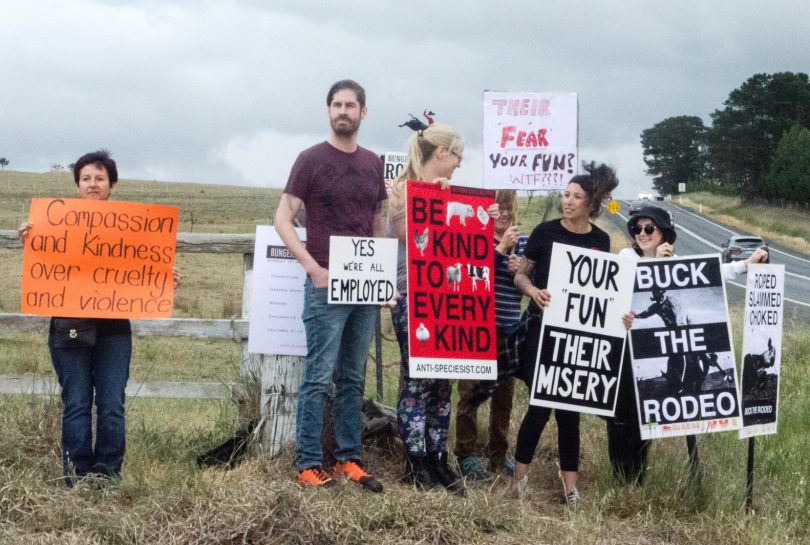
xmin=2 ymin=174 xmax=809 ymax=544
xmin=678 ymin=193 xmax=810 ymax=255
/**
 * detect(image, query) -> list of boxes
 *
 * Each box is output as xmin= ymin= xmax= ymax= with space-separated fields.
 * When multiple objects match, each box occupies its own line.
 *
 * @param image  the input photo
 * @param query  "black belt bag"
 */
xmin=51 ymin=318 xmax=97 ymax=348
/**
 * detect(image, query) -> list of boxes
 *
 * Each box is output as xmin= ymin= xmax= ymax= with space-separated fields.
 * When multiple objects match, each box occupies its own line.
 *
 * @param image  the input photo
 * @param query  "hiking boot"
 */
xmin=459 ymin=456 xmax=491 ymax=480
xmin=429 ymin=452 xmax=465 ymax=496
xmin=334 ymin=460 xmax=384 ymax=493
xmin=297 ymin=466 xmax=338 ymax=488
xmin=403 ymin=454 xmax=436 ymax=490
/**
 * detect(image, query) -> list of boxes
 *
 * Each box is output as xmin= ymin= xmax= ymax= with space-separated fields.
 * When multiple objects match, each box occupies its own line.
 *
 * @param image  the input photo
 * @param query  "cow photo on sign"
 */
xmin=629 ymin=255 xmax=742 ymax=439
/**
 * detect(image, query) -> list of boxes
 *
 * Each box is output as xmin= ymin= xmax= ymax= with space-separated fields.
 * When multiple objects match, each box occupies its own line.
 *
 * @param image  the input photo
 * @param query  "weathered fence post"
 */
xmin=240 ymin=251 xmax=306 ymax=457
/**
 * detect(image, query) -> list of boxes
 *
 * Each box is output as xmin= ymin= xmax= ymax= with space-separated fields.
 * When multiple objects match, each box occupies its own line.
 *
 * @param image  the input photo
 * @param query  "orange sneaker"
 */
xmin=334 ymin=460 xmax=384 ymax=493
xmin=297 ymin=466 xmax=337 ymax=488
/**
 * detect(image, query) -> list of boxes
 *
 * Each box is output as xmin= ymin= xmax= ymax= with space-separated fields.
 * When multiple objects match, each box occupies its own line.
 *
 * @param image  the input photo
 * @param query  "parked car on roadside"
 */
xmin=627 ymin=200 xmax=644 ymax=215
xmin=721 ymin=235 xmax=768 ymax=263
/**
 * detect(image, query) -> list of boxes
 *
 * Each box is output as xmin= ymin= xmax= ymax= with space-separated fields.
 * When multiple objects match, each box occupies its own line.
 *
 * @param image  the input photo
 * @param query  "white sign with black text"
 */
xmin=328 ymin=236 xmax=398 ymax=305
xmin=383 ymin=152 xmax=408 ymax=194
xmin=629 ymin=255 xmax=742 ymax=439
xmin=247 ymin=226 xmax=307 ymax=356
xmin=739 ymin=264 xmax=784 ymax=439
xmin=530 ymin=243 xmax=635 ymax=416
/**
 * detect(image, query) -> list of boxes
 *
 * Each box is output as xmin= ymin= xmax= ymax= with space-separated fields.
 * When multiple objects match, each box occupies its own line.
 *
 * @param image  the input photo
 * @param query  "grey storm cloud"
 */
xmin=2 ymin=0 xmax=809 ymax=194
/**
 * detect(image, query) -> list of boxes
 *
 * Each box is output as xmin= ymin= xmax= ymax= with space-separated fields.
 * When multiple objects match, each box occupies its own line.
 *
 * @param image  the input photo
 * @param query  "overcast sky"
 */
xmin=2 ymin=1 xmax=808 ymax=197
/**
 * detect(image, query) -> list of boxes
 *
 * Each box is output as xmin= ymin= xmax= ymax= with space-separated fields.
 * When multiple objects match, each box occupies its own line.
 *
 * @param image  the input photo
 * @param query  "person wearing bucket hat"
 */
xmin=624 ymin=206 xmax=676 ymax=258
xmin=608 ymin=205 xmax=769 ymax=484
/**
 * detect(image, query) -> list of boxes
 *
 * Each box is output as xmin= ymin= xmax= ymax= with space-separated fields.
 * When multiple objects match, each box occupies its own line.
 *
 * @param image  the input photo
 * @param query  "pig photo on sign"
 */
xmin=446 ymin=202 xmax=474 ymax=226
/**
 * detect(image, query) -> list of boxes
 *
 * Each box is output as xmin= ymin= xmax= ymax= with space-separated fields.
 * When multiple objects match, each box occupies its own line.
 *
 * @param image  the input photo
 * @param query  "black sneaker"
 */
xmin=334 ymin=460 xmax=384 ymax=493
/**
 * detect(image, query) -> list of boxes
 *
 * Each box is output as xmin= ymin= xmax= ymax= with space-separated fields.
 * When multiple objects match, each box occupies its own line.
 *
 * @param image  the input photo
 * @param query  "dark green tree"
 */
xmin=641 ymin=115 xmax=707 ymax=195
xmin=762 ymin=125 xmax=810 ymax=203
xmin=709 ymin=72 xmax=810 ymax=196
xmin=0 ymin=157 xmax=8 ymax=170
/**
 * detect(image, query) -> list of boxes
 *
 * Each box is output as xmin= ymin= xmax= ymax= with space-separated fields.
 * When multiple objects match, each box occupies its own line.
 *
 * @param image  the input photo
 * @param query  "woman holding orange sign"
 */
xmin=18 ymin=149 xmax=180 ymax=486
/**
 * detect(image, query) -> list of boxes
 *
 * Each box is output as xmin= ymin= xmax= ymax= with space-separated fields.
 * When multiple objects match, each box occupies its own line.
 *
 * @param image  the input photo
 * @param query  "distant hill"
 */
xmin=0 ymin=170 xmax=282 ymax=233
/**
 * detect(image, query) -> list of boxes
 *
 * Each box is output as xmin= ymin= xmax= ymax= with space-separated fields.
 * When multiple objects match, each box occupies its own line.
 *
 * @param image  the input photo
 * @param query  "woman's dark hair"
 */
xmin=73 ymin=149 xmax=118 ymax=186
xmin=627 ymin=206 xmax=677 ymax=256
xmin=568 ymin=161 xmax=618 ymax=219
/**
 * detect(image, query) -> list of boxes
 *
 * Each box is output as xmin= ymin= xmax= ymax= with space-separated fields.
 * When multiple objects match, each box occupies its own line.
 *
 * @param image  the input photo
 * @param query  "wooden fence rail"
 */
xmin=0 ymin=230 xmax=303 ymax=456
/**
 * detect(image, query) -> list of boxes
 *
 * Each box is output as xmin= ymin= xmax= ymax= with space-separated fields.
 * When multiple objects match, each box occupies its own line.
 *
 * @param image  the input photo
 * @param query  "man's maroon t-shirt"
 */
xmin=284 ymin=141 xmax=385 ymax=268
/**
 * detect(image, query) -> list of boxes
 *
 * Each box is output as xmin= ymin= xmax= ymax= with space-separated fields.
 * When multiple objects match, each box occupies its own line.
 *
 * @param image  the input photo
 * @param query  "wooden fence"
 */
xmin=0 ymin=230 xmax=307 ymax=456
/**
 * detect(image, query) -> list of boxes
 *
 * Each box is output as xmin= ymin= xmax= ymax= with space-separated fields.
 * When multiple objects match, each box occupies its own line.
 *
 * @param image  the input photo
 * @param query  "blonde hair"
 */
xmin=389 ymin=123 xmax=463 ymax=215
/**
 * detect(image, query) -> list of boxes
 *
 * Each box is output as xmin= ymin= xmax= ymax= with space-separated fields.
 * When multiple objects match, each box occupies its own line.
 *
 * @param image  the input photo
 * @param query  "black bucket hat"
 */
xmin=627 ymin=206 xmax=677 ymax=244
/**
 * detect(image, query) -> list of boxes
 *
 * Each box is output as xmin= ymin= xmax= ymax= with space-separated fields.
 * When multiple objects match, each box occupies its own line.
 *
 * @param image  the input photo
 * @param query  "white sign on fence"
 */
xmin=483 ymin=91 xmax=578 ymax=190
xmin=248 ymin=226 xmax=307 ymax=356
xmin=328 ymin=236 xmax=398 ymax=305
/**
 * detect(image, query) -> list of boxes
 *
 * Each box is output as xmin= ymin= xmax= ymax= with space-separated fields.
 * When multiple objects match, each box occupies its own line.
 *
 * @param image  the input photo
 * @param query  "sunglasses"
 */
xmin=632 ymin=225 xmax=658 ymax=235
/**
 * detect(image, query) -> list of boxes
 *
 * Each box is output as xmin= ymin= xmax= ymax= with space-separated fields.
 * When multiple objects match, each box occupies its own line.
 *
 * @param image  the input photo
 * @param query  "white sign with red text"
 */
xmin=483 ymin=91 xmax=578 ymax=190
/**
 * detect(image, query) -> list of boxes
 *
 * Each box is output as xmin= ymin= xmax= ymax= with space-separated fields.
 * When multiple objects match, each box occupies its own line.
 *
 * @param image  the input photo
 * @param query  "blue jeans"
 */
xmin=48 ymin=328 xmax=131 ymax=483
xmin=296 ymin=278 xmax=378 ymax=470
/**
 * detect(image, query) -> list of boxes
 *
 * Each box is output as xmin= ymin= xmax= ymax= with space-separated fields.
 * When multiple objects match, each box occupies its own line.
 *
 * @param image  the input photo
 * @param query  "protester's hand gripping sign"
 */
xmin=21 ymin=198 xmax=178 ymax=319
xmin=530 ymin=243 xmax=635 ymax=416
xmin=629 ymin=255 xmax=742 ymax=439
xmin=406 ymin=181 xmax=497 ymax=379
xmin=739 ymin=264 xmax=785 ymax=439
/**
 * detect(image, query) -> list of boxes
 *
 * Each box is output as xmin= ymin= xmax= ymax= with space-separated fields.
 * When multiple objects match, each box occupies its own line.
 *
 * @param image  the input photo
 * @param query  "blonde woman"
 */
xmin=388 ymin=123 xmax=490 ymax=495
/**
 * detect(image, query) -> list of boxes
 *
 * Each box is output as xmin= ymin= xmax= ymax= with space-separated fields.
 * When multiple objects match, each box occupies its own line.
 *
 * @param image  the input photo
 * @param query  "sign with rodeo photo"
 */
xmin=629 ymin=255 xmax=742 ymax=439
xmin=739 ymin=264 xmax=785 ymax=439
xmin=406 ymin=180 xmax=497 ymax=379
xmin=530 ymin=243 xmax=635 ymax=416
xmin=21 ymin=198 xmax=178 ymax=319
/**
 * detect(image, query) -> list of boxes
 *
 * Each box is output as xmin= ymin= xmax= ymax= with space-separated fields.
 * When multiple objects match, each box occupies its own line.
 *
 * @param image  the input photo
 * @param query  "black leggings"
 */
xmin=513 ymin=313 xmax=581 ymax=472
xmin=514 ymin=405 xmax=580 ymax=471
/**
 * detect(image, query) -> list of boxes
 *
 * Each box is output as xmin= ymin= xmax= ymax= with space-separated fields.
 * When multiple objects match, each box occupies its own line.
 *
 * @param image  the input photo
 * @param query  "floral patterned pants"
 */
xmin=391 ymin=297 xmax=452 ymax=456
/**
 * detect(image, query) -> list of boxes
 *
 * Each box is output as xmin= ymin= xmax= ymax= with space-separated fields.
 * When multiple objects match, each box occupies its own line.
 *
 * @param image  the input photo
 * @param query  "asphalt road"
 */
xmin=609 ymin=199 xmax=810 ymax=321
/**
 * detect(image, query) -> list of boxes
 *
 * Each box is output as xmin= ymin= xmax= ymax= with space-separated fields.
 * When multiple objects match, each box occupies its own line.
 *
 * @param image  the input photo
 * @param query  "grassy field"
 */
xmin=678 ymin=191 xmax=810 ymax=254
xmin=1 ymin=171 xmax=808 ymax=544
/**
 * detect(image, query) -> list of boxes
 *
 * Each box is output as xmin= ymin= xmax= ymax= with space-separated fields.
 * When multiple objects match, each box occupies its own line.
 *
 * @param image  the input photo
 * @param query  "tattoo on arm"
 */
xmin=514 ymin=258 xmax=536 ymax=294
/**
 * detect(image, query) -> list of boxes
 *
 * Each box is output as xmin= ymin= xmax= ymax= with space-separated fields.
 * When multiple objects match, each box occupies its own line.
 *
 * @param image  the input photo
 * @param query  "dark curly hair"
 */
xmin=568 ymin=161 xmax=618 ymax=219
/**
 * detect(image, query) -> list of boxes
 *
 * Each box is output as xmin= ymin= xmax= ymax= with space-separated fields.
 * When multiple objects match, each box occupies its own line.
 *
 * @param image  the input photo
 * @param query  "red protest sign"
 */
xmin=406 ymin=180 xmax=497 ymax=379
xmin=21 ymin=198 xmax=179 ymax=319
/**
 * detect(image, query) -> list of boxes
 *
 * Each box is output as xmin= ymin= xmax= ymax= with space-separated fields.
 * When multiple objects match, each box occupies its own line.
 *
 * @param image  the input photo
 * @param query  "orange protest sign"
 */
xmin=21 ymin=198 xmax=179 ymax=319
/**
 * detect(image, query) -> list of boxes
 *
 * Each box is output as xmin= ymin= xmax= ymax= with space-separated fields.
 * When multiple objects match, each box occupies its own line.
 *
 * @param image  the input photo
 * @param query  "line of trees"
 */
xmin=641 ymin=72 xmax=810 ymax=204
